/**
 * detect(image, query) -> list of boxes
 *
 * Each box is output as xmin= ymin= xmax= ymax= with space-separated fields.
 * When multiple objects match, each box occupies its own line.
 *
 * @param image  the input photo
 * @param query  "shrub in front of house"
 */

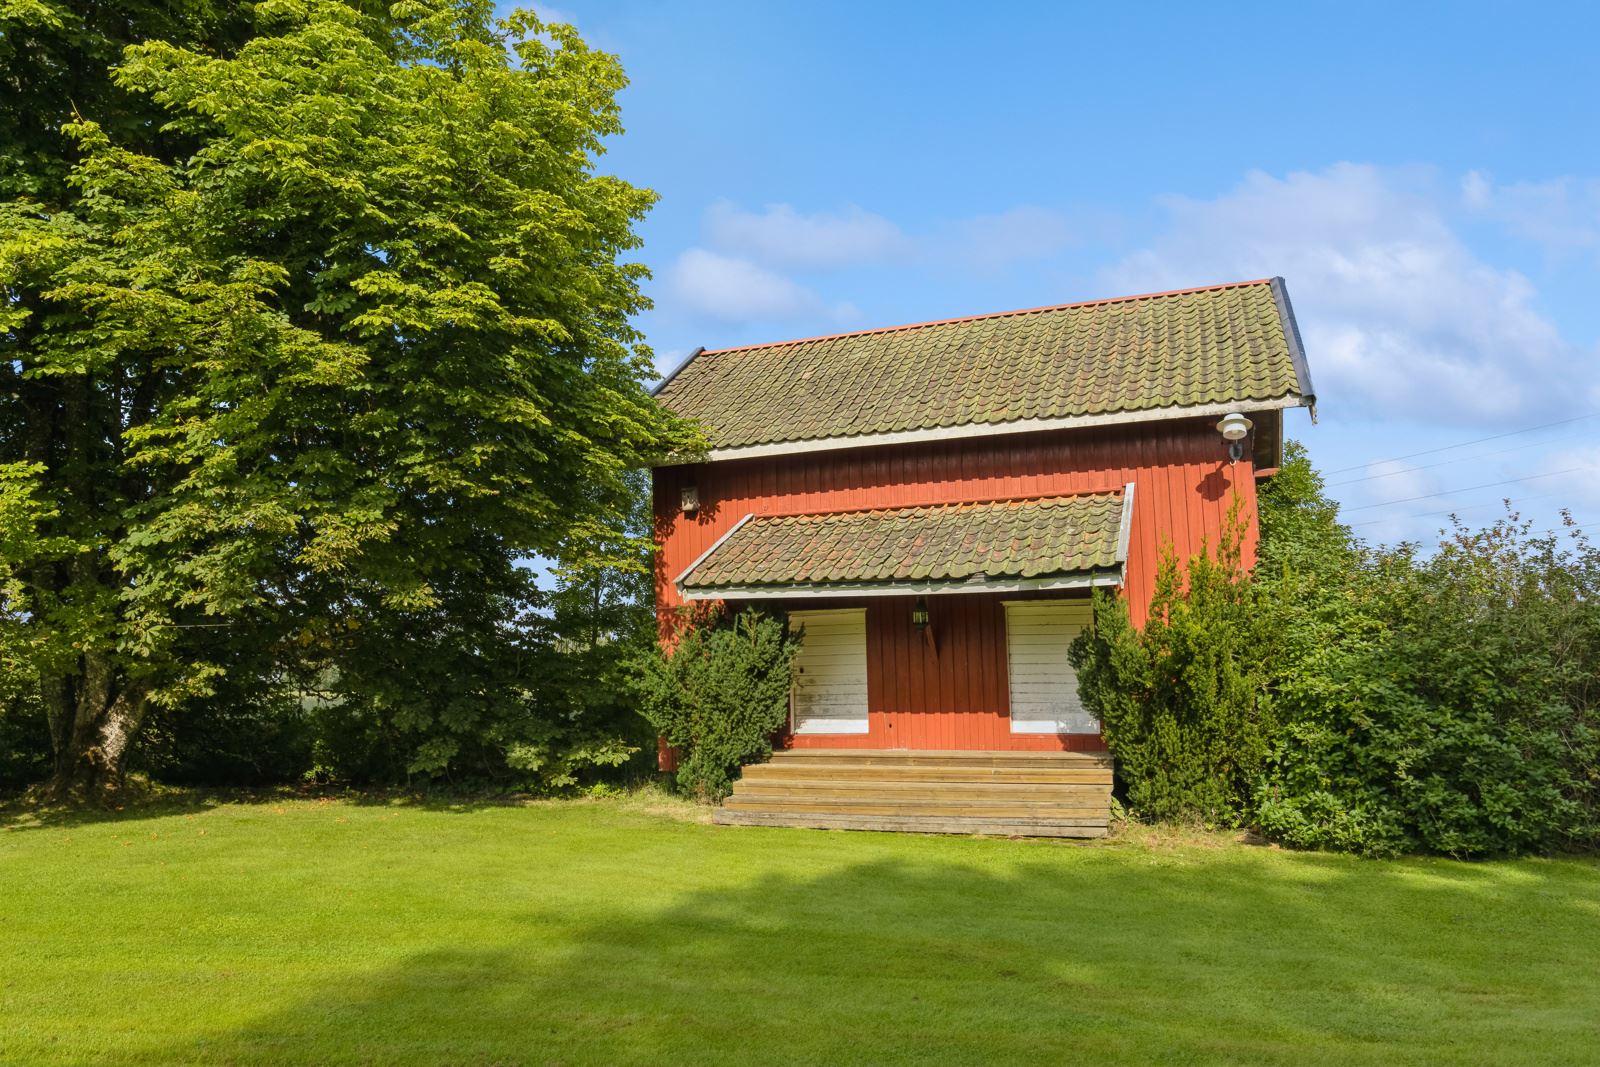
xmin=634 ymin=609 xmax=802 ymax=800
xmin=1070 ymin=515 xmax=1276 ymax=827
xmin=1073 ymin=442 xmax=1600 ymax=857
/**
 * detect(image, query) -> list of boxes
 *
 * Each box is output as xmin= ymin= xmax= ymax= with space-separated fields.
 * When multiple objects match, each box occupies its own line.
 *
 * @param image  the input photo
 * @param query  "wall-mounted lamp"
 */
xmin=1216 ymin=412 xmax=1253 ymax=464
xmin=679 ymin=485 xmax=699 ymax=514
xmin=910 ymin=597 xmax=930 ymax=632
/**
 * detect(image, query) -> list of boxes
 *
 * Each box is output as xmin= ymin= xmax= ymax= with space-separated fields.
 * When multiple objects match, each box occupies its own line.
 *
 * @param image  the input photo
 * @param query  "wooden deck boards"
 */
xmin=713 ymin=749 xmax=1113 ymax=838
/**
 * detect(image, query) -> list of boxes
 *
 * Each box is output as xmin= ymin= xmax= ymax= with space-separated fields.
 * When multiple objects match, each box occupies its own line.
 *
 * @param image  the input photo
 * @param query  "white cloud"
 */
xmin=941 ymin=206 xmax=1077 ymax=271
xmin=665 ymin=248 xmax=821 ymax=321
xmin=705 ymin=201 xmax=908 ymax=270
xmin=1461 ymin=171 xmax=1600 ymax=251
xmin=1360 ymin=459 xmax=1437 ymax=504
xmin=1102 ymin=163 xmax=1575 ymax=423
xmin=1545 ymin=446 xmax=1600 ymax=510
xmin=701 ymin=200 xmax=1079 ymax=275
xmin=671 ymin=200 xmax=1079 ymax=328
xmin=530 ymin=3 xmax=578 ymax=28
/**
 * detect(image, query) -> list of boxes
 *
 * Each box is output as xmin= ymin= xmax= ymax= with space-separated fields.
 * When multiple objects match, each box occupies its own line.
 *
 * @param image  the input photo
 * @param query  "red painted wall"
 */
xmin=782 ymin=592 xmax=1104 ymax=752
xmin=653 ymin=416 xmax=1259 ymax=752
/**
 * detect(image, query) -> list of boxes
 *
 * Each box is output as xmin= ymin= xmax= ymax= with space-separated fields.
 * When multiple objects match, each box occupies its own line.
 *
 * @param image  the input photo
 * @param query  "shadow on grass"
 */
xmin=0 ymin=783 xmax=638 ymax=834
xmin=129 ymin=841 xmax=1600 ymax=1067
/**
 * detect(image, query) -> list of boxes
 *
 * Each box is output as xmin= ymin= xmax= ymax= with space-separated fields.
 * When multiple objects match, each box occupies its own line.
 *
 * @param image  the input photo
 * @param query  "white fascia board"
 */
xmin=699 ymin=396 xmax=1309 ymax=463
xmin=649 ymin=346 xmax=704 ymax=398
xmin=1011 ymin=717 xmax=1100 ymax=735
xmin=680 ymin=568 xmax=1124 ymax=601
xmin=1269 ymin=277 xmax=1318 ymax=423
xmin=1115 ymin=482 xmax=1136 ymax=564
xmin=671 ymin=513 xmax=754 ymax=594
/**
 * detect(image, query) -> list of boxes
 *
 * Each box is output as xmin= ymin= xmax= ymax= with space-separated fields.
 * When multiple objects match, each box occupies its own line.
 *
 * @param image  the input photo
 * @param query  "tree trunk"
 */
xmin=46 ymin=651 xmax=148 ymax=801
xmin=35 ymin=364 xmax=151 ymax=801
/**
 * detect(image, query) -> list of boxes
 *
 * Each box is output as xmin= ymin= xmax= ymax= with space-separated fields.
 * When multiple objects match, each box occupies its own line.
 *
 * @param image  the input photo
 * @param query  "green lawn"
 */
xmin=2 ymin=794 xmax=1598 ymax=1066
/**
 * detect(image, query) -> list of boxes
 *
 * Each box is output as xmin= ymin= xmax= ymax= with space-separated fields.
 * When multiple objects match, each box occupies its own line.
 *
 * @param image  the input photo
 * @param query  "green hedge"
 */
xmin=1071 ymin=443 xmax=1600 ymax=857
xmin=1254 ymin=517 xmax=1600 ymax=856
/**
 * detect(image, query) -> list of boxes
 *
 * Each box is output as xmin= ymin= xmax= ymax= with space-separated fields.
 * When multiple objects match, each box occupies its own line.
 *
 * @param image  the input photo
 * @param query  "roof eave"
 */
xmin=671 ymin=512 xmax=754 ymax=597
xmin=679 ymin=569 xmax=1125 ymax=601
xmin=1269 ymin=276 xmax=1317 ymax=423
xmin=683 ymin=395 xmax=1310 ymax=464
xmin=648 ymin=346 xmax=704 ymax=399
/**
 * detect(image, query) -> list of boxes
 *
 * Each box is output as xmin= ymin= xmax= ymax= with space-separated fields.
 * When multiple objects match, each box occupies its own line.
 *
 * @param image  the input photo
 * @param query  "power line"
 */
xmin=1344 ymin=483 xmax=1568 ymax=524
xmin=1356 ymin=508 xmax=1598 ymax=534
xmin=1341 ymin=467 xmax=1590 ymax=512
xmin=1347 ymin=487 xmax=1577 ymax=527
xmin=1324 ymin=411 xmax=1600 ymax=475
xmin=1326 ymin=435 xmax=1558 ymax=487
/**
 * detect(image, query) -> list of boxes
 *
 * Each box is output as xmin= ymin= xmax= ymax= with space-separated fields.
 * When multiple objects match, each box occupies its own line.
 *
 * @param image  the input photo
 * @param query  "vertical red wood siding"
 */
xmin=654 ymin=417 xmax=1259 ymax=751
xmin=762 ymin=592 xmax=1103 ymax=752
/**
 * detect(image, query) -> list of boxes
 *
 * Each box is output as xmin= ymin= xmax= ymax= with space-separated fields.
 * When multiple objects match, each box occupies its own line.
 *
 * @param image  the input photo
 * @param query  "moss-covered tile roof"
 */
xmin=657 ymin=278 xmax=1312 ymax=450
xmin=679 ymin=491 xmax=1127 ymax=593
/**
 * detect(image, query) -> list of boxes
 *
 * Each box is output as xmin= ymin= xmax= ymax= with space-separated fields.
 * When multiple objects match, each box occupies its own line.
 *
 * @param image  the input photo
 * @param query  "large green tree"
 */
xmin=0 ymin=1 xmax=254 ymax=202
xmin=0 ymin=0 xmax=695 ymax=797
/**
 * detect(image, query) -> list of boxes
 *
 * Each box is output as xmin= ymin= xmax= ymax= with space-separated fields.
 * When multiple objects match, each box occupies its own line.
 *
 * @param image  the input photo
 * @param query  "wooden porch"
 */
xmin=713 ymin=749 xmax=1113 ymax=838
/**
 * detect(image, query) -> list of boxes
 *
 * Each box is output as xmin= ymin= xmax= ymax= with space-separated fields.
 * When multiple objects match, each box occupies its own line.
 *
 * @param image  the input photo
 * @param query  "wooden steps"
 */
xmin=713 ymin=749 xmax=1113 ymax=838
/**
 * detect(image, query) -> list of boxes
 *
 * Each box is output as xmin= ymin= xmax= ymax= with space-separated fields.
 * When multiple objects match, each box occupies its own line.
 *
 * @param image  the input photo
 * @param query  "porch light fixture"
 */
xmin=911 ymin=597 xmax=930 ymax=632
xmin=1216 ymin=412 xmax=1253 ymax=463
xmin=679 ymin=485 xmax=699 ymax=514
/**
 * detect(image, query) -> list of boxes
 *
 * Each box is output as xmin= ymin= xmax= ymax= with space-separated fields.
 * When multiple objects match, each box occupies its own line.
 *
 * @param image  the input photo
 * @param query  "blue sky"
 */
xmin=524 ymin=1 xmax=1600 ymax=544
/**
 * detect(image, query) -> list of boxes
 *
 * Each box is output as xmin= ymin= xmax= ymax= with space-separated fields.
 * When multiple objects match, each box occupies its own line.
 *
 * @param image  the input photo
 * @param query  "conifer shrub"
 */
xmin=634 ymin=609 xmax=802 ymax=800
xmin=1070 ymin=508 xmax=1275 ymax=825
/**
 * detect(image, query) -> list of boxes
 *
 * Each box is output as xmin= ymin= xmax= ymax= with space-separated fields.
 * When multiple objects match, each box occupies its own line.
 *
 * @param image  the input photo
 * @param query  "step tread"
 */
xmin=774 ymin=748 xmax=1109 ymax=762
xmin=756 ymin=759 xmax=1112 ymax=768
xmin=741 ymin=765 xmax=1111 ymax=784
xmin=723 ymin=750 xmax=1114 ymax=839
xmin=733 ymin=780 xmax=1110 ymax=798
xmin=722 ymin=798 xmax=1108 ymax=818
xmin=768 ymin=759 xmax=1110 ymax=772
xmin=713 ymin=809 xmax=1108 ymax=838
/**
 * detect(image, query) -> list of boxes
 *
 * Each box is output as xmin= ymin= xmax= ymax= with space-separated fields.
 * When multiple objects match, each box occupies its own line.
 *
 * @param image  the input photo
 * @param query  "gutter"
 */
xmin=679 ymin=570 xmax=1125 ymax=601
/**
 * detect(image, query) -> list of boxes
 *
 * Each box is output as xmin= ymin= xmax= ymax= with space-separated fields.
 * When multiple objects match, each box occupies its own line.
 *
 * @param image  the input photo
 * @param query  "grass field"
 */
xmin=2 ymin=792 xmax=1598 ymax=1066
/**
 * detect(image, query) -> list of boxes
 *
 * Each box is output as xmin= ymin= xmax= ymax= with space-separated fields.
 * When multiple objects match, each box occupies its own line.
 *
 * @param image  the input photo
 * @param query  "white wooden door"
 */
xmin=1004 ymin=600 xmax=1098 ymax=734
xmin=788 ymin=609 xmax=869 ymax=735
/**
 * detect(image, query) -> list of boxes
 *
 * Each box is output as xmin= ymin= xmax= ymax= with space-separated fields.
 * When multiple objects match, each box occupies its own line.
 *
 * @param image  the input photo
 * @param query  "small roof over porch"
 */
xmin=675 ymin=486 xmax=1133 ymax=600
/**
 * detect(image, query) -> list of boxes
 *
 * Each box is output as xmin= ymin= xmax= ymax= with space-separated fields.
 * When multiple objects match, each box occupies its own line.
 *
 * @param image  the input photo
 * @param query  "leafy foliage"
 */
xmin=1256 ymin=501 xmax=1600 ymax=857
xmin=0 ymin=0 xmax=698 ymax=795
xmin=0 ymin=0 xmax=252 ymax=201
xmin=1071 ymin=504 xmax=1274 ymax=825
xmin=302 ymin=471 xmax=661 ymax=790
xmin=0 ymin=462 xmax=68 ymax=789
xmin=0 ymin=675 xmax=50 ymax=789
xmin=633 ymin=609 xmax=802 ymax=801
xmin=1074 ymin=440 xmax=1600 ymax=856
xmin=136 ymin=678 xmax=316 ymax=787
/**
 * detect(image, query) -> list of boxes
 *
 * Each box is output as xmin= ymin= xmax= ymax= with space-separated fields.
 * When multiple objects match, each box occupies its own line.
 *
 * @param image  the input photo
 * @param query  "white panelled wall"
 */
xmin=1003 ymin=601 xmax=1099 ymax=734
xmin=788 ymin=609 xmax=870 ymax=734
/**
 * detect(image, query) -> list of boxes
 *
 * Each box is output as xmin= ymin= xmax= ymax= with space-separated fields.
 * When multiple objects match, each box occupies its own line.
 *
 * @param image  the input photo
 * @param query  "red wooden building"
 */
xmin=652 ymin=278 xmax=1315 ymax=836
